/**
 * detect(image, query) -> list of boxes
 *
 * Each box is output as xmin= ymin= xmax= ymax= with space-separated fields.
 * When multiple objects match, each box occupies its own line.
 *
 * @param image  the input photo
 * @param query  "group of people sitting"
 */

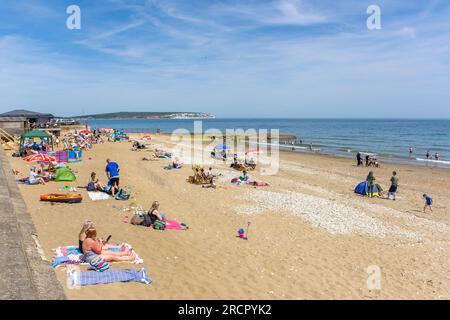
xmin=230 ymin=154 xmax=257 ymax=171
xmin=23 ymin=163 xmax=59 ymax=185
xmin=188 ymin=166 xmax=215 ymax=185
xmin=131 ymin=141 xmax=147 ymax=151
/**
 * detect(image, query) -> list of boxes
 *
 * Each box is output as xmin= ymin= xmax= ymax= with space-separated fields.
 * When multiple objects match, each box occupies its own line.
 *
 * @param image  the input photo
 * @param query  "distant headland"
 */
xmin=73 ymin=111 xmax=215 ymax=120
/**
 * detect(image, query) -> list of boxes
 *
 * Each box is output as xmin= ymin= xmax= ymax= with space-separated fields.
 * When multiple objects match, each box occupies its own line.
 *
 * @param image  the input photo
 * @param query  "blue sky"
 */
xmin=0 ymin=0 xmax=449 ymax=118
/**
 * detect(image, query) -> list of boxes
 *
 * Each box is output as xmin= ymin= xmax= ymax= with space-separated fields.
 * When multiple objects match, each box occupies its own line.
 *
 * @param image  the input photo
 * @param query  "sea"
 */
xmin=85 ymin=118 xmax=450 ymax=168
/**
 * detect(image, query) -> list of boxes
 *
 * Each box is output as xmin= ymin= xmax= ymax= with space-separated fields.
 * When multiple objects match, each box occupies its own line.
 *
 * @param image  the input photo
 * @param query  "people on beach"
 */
xmin=28 ymin=167 xmax=46 ymax=185
xmin=388 ymin=171 xmax=399 ymax=200
xmin=88 ymin=172 xmax=104 ymax=191
xmin=426 ymin=150 xmax=431 ymax=159
xmin=105 ymin=158 xmax=120 ymax=196
xmin=82 ymin=227 xmax=136 ymax=266
xmin=356 ymin=152 xmax=362 ymax=167
xmin=365 ymin=155 xmax=370 ymax=167
xmin=171 ymin=158 xmax=182 ymax=169
xmin=409 ymin=147 xmax=413 ymax=157
xmin=147 ymin=201 xmax=166 ymax=222
xmin=423 ymin=194 xmax=433 ymax=213
xmin=79 ymin=220 xmax=94 ymax=252
xmin=366 ymin=171 xmax=376 ymax=197
xmin=435 ymin=152 xmax=440 ymax=161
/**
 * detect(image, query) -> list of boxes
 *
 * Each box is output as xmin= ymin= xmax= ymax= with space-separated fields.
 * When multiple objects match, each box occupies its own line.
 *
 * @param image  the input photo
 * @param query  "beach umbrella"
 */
xmin=214 ymin=144 xmax=230 ymax=150
xmin=79 ymin=129 xmax=90 ymax=135
xmin=23 ymin=154 xmax=56 ymax=162
xmin=142 ymin=135 xmax=152 ymax=141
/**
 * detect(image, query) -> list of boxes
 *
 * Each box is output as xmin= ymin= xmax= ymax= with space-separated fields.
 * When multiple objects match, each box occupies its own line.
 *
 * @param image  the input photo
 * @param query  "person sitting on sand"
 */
xmin=79 ymin=220 xmax=127 ymax=252
xmin=200 ymin=168 xmax=208 ymax=181
xmin=82 ymin=227 xmax=136 ymax=264
xmin=172 ymin=158 xmax=182 ymax=169
xmin=88 ymin=172 xmax=104 ymax=191
xmin=193 ymin=168 xmax=202 ymax=183
xmin=28 ymin=167 xmax=46 ymax=185
xmin=142 ymin=201 xmax=166 ymax=227
xmin=79 ymin=220 xmax=94 ymax=252
xmin=234 ymin=170 xmax=249 ymax=185
xmin=366 ymin=171 xmax=376 ymax=197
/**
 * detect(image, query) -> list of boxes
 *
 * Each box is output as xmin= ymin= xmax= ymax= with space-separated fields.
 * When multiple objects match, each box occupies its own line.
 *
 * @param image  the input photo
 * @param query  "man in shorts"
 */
xmin=105 ymin=158 xmax=120 ymax=196
xmin=388 ymin=171 xmax=399 ymax=200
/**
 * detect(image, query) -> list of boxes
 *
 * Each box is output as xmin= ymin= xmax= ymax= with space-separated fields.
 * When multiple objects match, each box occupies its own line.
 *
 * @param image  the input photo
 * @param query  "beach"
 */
xmin=6 ymin=134 xmax=450 ymax=300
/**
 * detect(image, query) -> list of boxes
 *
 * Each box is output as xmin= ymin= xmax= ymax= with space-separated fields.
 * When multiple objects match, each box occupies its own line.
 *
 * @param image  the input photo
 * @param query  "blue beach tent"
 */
xmin=354 ymin=181 xmax=381 ymax=197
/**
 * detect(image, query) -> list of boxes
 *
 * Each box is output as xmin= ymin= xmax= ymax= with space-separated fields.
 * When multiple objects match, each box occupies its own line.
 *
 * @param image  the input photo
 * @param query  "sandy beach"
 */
xmin=6 ymin=135 xmax=450 ymax=300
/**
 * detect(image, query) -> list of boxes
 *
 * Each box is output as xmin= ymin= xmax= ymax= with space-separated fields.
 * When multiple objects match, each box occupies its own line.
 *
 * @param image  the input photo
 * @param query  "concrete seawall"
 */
xmin=0 ymin=146 xmax=66 ymax=300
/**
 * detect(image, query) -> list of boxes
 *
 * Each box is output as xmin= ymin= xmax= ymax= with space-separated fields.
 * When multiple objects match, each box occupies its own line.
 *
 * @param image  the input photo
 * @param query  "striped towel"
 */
xmin=68 ymin=268 xmax=152 ymax=286
xmin=51 ymin=244 xmax=142 ymax=268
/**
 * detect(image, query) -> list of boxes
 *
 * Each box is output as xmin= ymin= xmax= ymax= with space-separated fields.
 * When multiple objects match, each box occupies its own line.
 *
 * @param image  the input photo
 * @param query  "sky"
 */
xmin=0 ymin=0 xmax=449 ymax=118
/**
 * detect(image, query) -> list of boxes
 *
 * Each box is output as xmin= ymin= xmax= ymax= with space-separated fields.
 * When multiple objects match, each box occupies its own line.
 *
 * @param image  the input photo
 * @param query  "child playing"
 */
xmin=423 ymin=194 xmax=433 ymax=213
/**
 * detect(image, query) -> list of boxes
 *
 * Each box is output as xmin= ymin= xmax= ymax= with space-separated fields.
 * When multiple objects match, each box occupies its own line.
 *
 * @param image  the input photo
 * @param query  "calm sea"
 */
xmin=86 ymin=118 xmax=450 ymax=167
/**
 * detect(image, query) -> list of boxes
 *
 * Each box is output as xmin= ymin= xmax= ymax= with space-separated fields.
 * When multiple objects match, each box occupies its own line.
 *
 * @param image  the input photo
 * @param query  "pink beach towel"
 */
xmin=165 ymin=220 xmax=188 ymax=230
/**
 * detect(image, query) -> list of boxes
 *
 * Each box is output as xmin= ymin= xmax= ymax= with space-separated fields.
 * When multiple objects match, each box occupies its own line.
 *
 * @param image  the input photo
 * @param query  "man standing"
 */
xmin=356 ymin=152 xmax=362 ymax=167
xmin=105 ymin=158 xmax=120 ymax=196
xmin=388 ymin=171 xmax=399 ymax=200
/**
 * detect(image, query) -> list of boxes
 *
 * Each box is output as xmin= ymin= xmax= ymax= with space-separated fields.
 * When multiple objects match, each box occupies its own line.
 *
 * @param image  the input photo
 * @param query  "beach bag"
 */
xmin=89 ymin=255 xmax=110 ymax=272
xmin=153 ymin=220 xmax=166 ymax=230
xmin=131 ymin=215 xmax=144 ymax=225
xmin=87 ymin=182 xmax=96 ymax=192
xmin=115 ymin=188 xmax=130 ymax=201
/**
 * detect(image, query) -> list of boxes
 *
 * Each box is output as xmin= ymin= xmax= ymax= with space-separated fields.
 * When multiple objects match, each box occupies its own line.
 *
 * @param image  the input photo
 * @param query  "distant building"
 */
xmin=0 ymin=109 xmax=54 ymax=125
xmin=0 ymin=116 xmax=28 ymax=135
xmin=0 ymin=109 xmax=55 ymax=134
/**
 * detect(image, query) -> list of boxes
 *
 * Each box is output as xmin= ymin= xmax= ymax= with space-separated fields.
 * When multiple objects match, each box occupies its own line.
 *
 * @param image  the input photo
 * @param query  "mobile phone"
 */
xmin=105 ymin=235 xmax=112 ymax=243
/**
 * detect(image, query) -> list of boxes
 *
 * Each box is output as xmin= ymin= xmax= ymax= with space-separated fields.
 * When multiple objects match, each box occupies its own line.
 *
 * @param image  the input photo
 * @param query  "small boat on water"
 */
xmin=40 ymin=193 xmax=83 ymax=203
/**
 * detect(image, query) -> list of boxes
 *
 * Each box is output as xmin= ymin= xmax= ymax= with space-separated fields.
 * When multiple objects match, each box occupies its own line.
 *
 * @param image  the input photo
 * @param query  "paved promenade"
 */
xmin=0 ymin=146 xmax=65 ymax=300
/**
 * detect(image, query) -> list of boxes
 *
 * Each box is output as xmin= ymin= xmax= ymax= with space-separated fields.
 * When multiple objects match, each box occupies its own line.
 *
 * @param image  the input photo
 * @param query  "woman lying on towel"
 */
xmin=82 ymin=227 xmax=136 ymax=267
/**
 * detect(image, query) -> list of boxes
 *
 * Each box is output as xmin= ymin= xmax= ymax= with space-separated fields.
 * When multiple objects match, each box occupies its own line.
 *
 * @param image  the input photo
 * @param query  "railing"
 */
xmin=0 ymin=127 xmax=18 ymax=143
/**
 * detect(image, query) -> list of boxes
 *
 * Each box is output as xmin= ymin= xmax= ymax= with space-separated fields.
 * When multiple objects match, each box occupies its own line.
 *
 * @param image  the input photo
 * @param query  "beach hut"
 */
xmin=19 ymin=129 xmax=54 ymax=156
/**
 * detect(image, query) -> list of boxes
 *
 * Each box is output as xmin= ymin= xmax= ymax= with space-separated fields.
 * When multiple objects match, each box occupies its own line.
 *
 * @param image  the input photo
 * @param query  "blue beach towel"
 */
xmin=68 ymin=268 xmax=152 ymax=287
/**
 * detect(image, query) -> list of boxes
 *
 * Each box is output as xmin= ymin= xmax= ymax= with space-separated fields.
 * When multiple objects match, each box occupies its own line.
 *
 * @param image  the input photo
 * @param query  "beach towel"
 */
xmin=51 ymin=244 xmax=142 ymax=268
xmin=165 ymin=219 xmax=188 ymax=230
xmin=67 ymin=268 xmax=151 ymax=287
xmin=88 ymin=191 xmax=110 ymax=201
